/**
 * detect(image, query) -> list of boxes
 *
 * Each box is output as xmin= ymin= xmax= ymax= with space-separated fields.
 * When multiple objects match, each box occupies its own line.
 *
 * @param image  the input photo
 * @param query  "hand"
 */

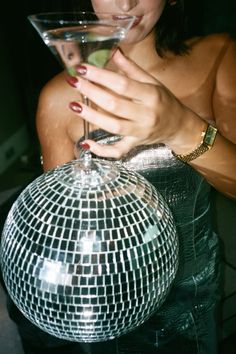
xmin=69 ymin=49 xmax=186 ymax=158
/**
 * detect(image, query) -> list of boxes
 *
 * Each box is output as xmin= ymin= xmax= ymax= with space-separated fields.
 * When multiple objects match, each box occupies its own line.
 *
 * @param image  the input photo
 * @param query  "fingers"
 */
xmin=73 ymin=76 xmax=149 ymax=122
xmin=70 ymin=100 xmax=134 ymax=136
xmin=112 ymin=49 xmax=157 ymax=84
xmin=74 ymin=51 xmax=158 ymax=103
xmin=83 ymin=136 xmax=139 ymax=159
xmin=77 ymin=68 xmax=152 ymax=104
xmin=66 ymin=50 xmax=166 ymax=159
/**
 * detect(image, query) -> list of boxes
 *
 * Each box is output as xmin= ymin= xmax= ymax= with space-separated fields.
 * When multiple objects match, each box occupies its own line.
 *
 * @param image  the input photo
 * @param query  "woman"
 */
xmin=8 ymin=0 xmax=236 ymax=353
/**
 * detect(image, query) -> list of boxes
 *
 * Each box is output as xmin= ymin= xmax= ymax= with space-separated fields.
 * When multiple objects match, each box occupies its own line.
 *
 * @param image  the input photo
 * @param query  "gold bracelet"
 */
xmin=172 ymin=124 xmax=218 ymax=163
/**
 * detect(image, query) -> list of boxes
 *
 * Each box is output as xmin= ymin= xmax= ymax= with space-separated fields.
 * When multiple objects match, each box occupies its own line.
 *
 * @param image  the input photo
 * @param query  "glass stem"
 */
xmin=82 ymin=95 xmax=92 ymax=168
xmin=83 ymin=95 xmax=90 ymax=140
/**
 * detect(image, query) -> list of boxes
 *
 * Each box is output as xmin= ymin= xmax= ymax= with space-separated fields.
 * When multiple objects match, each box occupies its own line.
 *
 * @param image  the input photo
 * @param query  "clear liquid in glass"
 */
xmin=43 ymin=25 xmax=124 ymax=71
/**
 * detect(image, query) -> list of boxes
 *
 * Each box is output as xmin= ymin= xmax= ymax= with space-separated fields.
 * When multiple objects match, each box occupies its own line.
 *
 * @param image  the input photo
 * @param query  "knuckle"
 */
xmin=150 ymin=86 xmax=162 ymax=105
xmin=107 ymin=97 xmax=118 ymax=112
xmin=147 ymin=111 xmax=157 ymax=128
xmin=116 ymin=77 xmax=130 ymax=94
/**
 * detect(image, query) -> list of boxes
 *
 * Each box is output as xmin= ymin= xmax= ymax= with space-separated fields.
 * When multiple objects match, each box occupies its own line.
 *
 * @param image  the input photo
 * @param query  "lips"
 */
xmin=112 ymin=15 xmax=134 ymax=21
xmin=112 ymin=15 xmax=142 ymax=28
xmin=131 ymin=16 xmax=142 ymax=28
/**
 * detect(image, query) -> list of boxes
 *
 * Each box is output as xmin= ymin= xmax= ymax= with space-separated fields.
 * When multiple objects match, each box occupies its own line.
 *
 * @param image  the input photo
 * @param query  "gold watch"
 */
xmin=172 ymin=124 xmax=218 ymax=163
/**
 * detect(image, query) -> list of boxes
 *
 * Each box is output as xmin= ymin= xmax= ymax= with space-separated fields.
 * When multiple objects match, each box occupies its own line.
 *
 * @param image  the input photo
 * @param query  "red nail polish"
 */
xmin=79 ymin=142 xmax=90 ymax=150
xmin=76 ymin=65 xmax=87 ymax=75
xmin=69 ymin=101 xmax=83 ymax=113
xmin=66 ymin=76 xmax=78 ymax=88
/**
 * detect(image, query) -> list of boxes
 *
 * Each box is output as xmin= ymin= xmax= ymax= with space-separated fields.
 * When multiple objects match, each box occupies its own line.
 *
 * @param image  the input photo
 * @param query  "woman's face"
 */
xmin=91 ymin=0 xmax=166 ymax=44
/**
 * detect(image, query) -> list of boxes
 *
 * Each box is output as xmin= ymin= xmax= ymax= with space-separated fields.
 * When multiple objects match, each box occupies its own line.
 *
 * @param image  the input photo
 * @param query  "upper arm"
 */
xmin=213 ymin=36 xmax=236 ymax=144
xmin=36 ymin=73 xmax=82 ymax=171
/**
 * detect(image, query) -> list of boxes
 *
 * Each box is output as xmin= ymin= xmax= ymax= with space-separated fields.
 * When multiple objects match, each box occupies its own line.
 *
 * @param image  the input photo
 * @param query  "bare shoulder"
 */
xmin=36 ymin=70 xmax=84 ymax=134
xmin=193 ymin=33 xmax=236 ymax=95
xmin=187 ymin=33 xmax=235 ymax=55
xmin=182 ymin=34 xmax=236 ymax=142
xmin=186 ymin=33 xmax=236 ymax=90
xmin=36 ymin=71 xmax=84 ymax=170
xmin=37 ymin=71 xmax=78 ymax=122
xmin=211 ymin=34 xmax=236 ymax=94
xmin=198 ymin=34 xmax=236 ymax=142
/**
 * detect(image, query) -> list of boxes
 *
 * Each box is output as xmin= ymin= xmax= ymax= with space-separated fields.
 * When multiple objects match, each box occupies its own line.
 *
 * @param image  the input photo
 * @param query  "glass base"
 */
xmin=56 ymin=158 xmax=120 ymax=188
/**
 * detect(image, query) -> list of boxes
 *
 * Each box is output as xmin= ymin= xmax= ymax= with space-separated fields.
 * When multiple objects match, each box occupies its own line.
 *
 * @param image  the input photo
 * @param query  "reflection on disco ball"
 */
xmin=1 ymin=159 xmax=178 ymax=342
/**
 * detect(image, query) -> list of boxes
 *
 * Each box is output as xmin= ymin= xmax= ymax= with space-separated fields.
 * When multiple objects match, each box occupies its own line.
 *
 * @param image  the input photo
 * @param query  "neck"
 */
xmin=119 ymin=29 xmax=161 ymax=70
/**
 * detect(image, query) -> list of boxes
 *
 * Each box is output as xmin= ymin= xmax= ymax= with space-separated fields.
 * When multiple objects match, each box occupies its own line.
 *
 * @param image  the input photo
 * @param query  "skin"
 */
xmin=36 ymin=0 xmax=236 ymax=199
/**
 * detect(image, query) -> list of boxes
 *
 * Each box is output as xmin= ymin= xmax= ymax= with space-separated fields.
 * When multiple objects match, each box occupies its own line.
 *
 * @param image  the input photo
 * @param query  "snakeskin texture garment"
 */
xmin=77 ymin=130 xmax=221 ymax=354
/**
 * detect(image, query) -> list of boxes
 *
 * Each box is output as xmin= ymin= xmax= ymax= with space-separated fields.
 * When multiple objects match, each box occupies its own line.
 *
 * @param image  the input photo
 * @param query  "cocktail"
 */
xmin=28 ymin=11 xmax=136 ymax=185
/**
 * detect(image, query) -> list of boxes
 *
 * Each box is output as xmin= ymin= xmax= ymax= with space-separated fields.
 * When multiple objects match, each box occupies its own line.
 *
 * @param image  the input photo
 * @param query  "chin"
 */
xmin=121 ymin=31 xmax=148 ymax=45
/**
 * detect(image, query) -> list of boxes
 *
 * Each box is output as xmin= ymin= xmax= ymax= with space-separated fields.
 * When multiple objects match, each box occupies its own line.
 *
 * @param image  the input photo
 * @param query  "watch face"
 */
xmin=204 ymin=125 xmax=218 ymax=146
xmin=173 ymin=124 xmax=217 ymax=163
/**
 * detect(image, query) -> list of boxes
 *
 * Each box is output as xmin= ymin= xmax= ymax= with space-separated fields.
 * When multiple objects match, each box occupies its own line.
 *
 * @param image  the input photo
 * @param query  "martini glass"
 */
xmin=28 ymin=12 xmax=135 ymax=186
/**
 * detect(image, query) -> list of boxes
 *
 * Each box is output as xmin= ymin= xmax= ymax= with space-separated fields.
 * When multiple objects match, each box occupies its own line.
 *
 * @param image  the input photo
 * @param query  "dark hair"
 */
xmin=156 ymin=0 xmax=206 ymax=57
xmin=70 ymin=0 xmax=202 ymax=57
xmin=155 ymin=0 xmax=190 ymax=57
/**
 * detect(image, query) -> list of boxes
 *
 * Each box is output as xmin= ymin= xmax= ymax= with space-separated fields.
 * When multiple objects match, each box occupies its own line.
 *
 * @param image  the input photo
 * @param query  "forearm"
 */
xmin=190 ymin=133 xmax=236 ymax=200
xmin=169 ymin=110 xmax=236 ymax=200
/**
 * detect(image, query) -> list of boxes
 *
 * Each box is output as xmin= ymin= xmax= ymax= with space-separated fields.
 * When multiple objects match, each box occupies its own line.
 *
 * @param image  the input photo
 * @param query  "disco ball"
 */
xmin=1 ymin=159 xmax=178 ymax=342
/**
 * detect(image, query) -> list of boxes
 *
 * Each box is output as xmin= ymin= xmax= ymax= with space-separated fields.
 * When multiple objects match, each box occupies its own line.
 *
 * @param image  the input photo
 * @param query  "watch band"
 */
xmin=172 ymin=124 xmax=218 ymax=163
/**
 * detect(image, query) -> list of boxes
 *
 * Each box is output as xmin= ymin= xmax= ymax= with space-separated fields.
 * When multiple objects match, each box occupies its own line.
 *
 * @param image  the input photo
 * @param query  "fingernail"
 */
xmin=69 ymin=101 xmax=83 ymax=113
xmin=76 ymin=65 xmax=87 ymax=75
xmin=79 ymin=142 xmax=90 ymax=150
xmin=66 ymin=76 xmax=78 ymax=88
